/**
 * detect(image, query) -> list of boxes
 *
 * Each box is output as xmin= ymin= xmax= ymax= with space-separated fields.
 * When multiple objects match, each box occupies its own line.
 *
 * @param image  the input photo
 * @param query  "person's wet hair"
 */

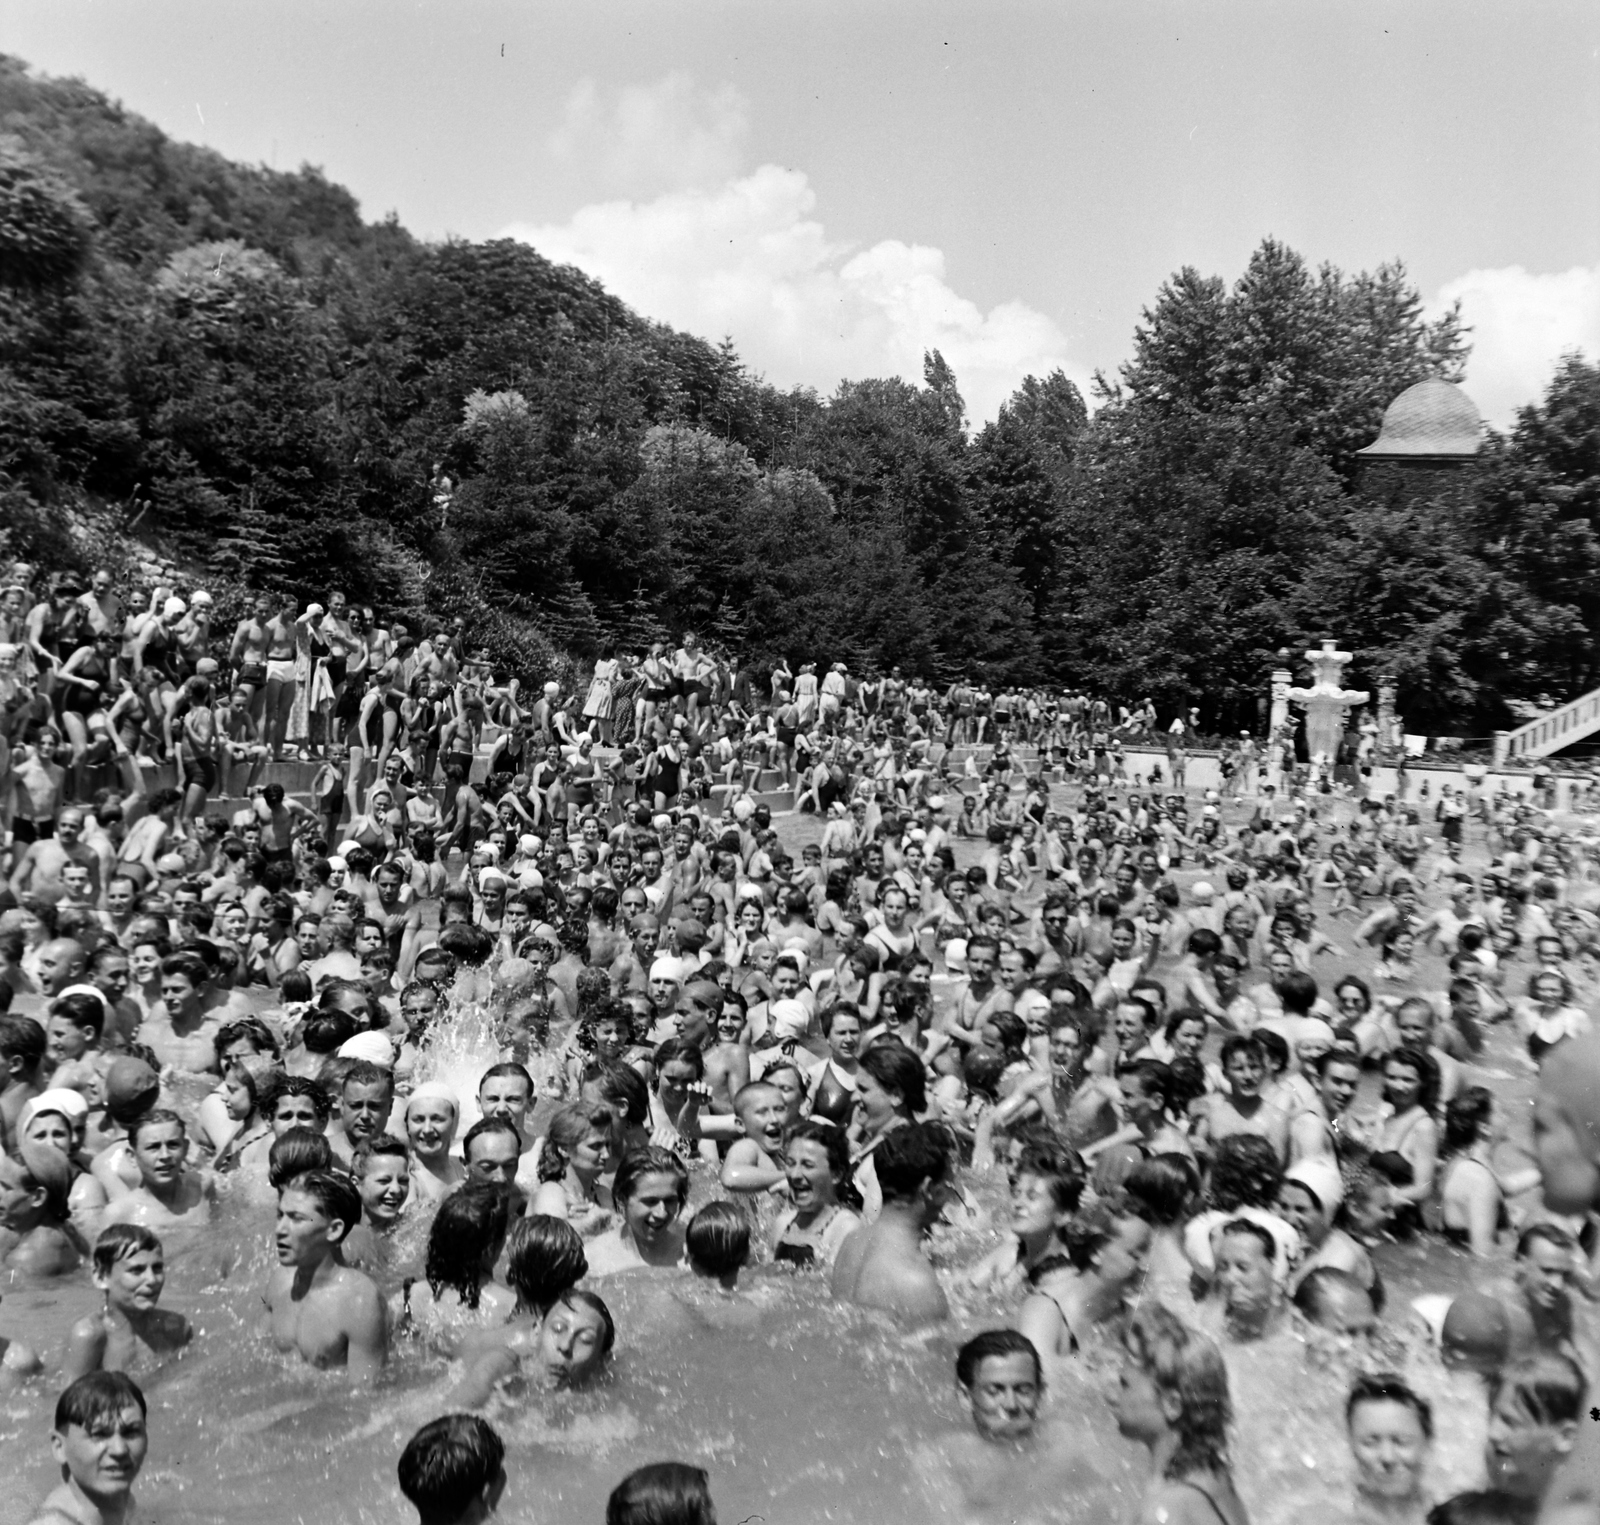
xmin=268 ymin=1130 xmax=335 ymax=1191
xmin=1124 ymin=1153 xmax=1199 ymax=1227
xmin=956 ymin=1328 xmax=1041 ymax=1389
xmin=874 ymin=1122 xmax=950 ymax=1201
xmin=607 ymin=1461 xmax=716 ymax=1525
xmin=55 ymin=1370 xmax=147 ymax=1433
xmin=685 ymin=1201 xmax=750 ymax=1278
xmin=92 ymin=1222 xmax=162 ymax=1278
xmin=506 ymin=1215 xmax=588 ymax=1315
xmin=397 ymin=1413 xmax=505 ymax=1523
xmin=1346 ymin=1372 xmax=1432 ymax=1436
xmin=425 ymin=1184 xmax=511 ymax=1310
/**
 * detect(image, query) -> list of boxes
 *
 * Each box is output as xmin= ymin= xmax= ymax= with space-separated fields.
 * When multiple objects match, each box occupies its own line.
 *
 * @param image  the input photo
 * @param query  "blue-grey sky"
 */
xmin=5 ymin=0 xmax=1597 ymax=421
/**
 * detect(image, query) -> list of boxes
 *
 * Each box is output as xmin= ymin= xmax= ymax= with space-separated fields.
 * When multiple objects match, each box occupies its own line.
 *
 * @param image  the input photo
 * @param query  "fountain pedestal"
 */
xmin=1285 ymin=640 xmax=1369 ymax=788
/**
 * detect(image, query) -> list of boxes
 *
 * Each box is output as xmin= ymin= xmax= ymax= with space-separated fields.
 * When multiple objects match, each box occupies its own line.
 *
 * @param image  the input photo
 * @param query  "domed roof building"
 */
xmin=1355 ymin=377 xmax=1483 ymax=465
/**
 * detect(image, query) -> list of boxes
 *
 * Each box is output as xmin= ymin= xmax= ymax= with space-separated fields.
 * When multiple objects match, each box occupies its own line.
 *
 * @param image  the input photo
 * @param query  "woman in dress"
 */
xmin=583 ymin=643 xmax=620 ymax=745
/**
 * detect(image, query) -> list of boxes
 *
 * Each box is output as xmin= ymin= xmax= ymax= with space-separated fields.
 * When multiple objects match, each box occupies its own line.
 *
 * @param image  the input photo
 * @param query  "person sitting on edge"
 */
xmin=28 ymin=1371 xmax=149 ymax=1525
xmin=830 ymin=1121 xmax=955 ymax=1325
xmin=263 ymin=1169 xmax=386 ymax=1380
xmin=396 ymin=1413 xmax=508 ymax=1525
xmin=62 ymin=1224 xmax=193 ymax=1382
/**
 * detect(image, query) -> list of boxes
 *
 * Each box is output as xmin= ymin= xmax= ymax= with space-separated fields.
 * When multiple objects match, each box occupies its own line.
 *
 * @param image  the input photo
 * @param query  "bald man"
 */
xmin=1532 ymin=1036 xmax=1600 ymax=1525
xmin=21 ymin=940 xmax=88 ymax=1015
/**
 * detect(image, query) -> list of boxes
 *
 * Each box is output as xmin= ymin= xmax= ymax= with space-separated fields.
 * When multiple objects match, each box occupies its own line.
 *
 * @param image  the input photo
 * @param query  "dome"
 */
xmin=1355 ymin=377 xmax=1482 ymax=461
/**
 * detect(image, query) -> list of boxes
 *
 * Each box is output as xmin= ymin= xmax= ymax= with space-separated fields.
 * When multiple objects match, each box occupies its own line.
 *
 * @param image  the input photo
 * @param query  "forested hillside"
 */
xmin=3 ymin=53 xmax=1598 ymax=731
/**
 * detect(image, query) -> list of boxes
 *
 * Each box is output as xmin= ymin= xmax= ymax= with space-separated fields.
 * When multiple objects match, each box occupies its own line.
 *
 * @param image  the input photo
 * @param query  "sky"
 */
xmin=4 ymin=0 xmax=1598 ymax=425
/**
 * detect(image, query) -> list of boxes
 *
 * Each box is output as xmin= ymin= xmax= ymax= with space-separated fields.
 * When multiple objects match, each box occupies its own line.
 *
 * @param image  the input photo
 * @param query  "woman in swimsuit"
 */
xmin=1111 ymin=1302 xmax=1249 ymax=1525
xmin=55 ymin=631 xmax=119 ymax=800
xmin=771 ymin=1118 xmax=860 ymax=1270
xmin=1434 ymin=1085 xmax=1525 ymax=1258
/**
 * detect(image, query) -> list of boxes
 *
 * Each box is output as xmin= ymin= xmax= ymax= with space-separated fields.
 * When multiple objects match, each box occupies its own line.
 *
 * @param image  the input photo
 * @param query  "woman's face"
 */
xmin=406 ymin=1100 xmax=456 ymax=1158
xmin=766 ymin=1066 xmax=804 ymax=1124
xmin=657 ymin=1059 xmax=698 ymax=1115
xmin=1275 ymin=1182 xmax=1328 ymax=1246
xmin=1336 ymin=984 xmax=1370 ymax=1020
xmin=854 ymin=1068 xmax=899 ymax=1129
xmin=621 ymin=1171 xmax=683 ymax=1247
xmin=1534 ymin=973 xmax=1566 ymax=1008
xmin=785 ymin=1138 xmax=840 ymax=1212
xmin=24 ymin=1111 xmax=75 ymax=1153
xmin=1350 ymin=1399 xmax=1430 ymax=1501
xmin=1110 ymin=1359 xmax=1167 ymax=1445
xmin=571 ymin=1119 xmax=614 ymax=1173
xmin=1010 ymin=1170 xmax=1066 ymax=1240
xmin=1383 ymin=1059 xmax=1423 ymax=1113
xmin=1171 ymin=1018 xmax=1207 ymax=1060
xmin=221 ymin=1074 xmax=255 ymax=1121
xmin=827 ymin=1012 xmax=862 ymax=1063
xmin=537 ymin=1300 xmax=608 ymax=1388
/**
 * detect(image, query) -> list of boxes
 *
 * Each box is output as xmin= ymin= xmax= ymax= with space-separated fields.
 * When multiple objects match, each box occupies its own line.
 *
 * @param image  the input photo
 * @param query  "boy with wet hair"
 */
xmin=262 ymin=1169 xmax=386 ymax=1380
xmin=63 ymin=1223 xmax=193 ymax=1381
xmin=31 ymin=1371 xmax=149 ymax=1525
xmin=397 ymin=1413 xmax=508 ymax=1525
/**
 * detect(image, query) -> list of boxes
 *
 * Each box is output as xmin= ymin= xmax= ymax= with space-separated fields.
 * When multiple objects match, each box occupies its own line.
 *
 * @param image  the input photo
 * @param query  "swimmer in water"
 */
xmin=0 ymin=1287 xmax=44 ymax=1392
xmin=1344 ymin=1373 xmax=1433 ymax=1525
xmin=397 ymin=1413 xmax=508 ymax=1525
xmin=263 ymin=1169 xmax=386 ymax=1380
xmin=99 ymin=1110 xmax=214 ymax=1232
xmin=919 ymin=1329 xmax=1101 ymax=1522
xmin=0 ymin=1138 xmax=84 ymax=1275
xmin=831 ymin=1122 xmax=954 ymax=1325
xmin=719 ymin=1081 xmax=789 ymax=1195
xmin=62 ymin=1224 xmax=193 ymax=1382
xmin=607 ymin=1462 xmax=717 ymax=1525
xmin=1111 ymin=1302 xmax=1248 ymax=1525
xmin=586 ymin=1146 xmax=690 ymax=1276
xmin=770 ymin=1118 xmax=861 ymax=1271
xmin=451 ymin=1216 xmax=592 ymax=1406
xmin=29 ymin=1371 xmax=148 ymax=1525
xmin=340 ymin=1134 xmax=412 ymax=1273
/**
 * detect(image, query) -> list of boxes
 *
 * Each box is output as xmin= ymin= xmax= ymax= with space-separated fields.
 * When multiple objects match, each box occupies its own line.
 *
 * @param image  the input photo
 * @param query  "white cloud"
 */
xmin=1433 ymin=264 xmax=1600 ymax=429
xmin=546 ymin=73 xmax=748 ymax=199
xmin=507 ymin=163 xmax=1081 ymax=424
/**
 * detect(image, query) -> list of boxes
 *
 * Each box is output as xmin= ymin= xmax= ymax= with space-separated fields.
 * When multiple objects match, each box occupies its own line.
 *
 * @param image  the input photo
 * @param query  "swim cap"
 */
xmin=162 ymin=596 xmax=186 ymax=619
xmin=56 ymin=983 xmax=113 ymax=1017
xmin=518 ymin=834 xmax=541 ymax=856
xmin=103 ymin=1057 xmax=161 ymax=1115
xmin=517 ymin=868 xmax=544 ymax=891
xmin=1191 ymin=882 xmax=1215 ymax=902
xmin=732 ymin=797 xmax=755 ymax=823
xmin=1440 ymin=1290 xmax=1511 ymax=1373
xmin=943 ymin=939 xmax=968 ymax=974
xmin=649 ymin=955 xmax=684 ymax=985
xmin=21 ymin=1088 xmax=90 ymax=1133
xmin=337 ymin=1032 xmax=396 ymax=1068
xmin=771 ymin=999 xmax=809 ymax=1042
xmin=405 ymin=1082 xmax=459 ymax=1119
xmin=1283 ymin=1157 xmax=1343 ymax=1212
xmin=1014 ymin=989 xmax=1051 ymax=1025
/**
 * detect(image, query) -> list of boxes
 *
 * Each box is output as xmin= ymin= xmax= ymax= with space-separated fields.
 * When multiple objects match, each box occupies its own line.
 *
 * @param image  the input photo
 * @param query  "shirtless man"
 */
xmin=229 ymin=593 xmax=274 ymax=725
xmin=100 ymin=1112 xmax=213 ymax=1231
xmin=253 ymin=783 xmax=316 ymax=876
xmin=832 ymin=1122 xmax=954 ymax=1325
xmin=920 ymin=1330 xmax=1100 ymax=1522
xmin=263 ymin=1169 xmax=386 ymax=1380
xmin=10 ymin=807 xmax=101 ymax=905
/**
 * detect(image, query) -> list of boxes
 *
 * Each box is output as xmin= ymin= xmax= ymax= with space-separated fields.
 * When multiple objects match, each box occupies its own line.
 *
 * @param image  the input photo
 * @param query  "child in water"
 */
xmin=62 ymin=1223 xmax=193 ymax=1381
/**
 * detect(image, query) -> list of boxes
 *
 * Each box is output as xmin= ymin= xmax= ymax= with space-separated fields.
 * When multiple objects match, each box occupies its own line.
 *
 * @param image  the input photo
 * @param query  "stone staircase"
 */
xmin=1496 ymin=690 xmax=1600 ymax=763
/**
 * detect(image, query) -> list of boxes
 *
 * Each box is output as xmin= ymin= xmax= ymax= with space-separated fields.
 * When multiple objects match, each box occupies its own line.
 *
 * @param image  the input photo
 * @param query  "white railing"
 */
xmin=1498 ymin=690 xmax=1600 ymax=762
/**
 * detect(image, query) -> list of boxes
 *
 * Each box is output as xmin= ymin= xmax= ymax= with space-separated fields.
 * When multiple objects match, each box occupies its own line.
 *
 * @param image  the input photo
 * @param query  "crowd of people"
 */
xmin=8 ymin=558 xmax=1600 ymax=1523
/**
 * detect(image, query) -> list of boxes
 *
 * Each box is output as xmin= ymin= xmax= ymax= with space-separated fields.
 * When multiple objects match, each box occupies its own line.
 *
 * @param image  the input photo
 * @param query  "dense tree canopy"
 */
xmin=3 ymin=53 xmax=1599 ymax=732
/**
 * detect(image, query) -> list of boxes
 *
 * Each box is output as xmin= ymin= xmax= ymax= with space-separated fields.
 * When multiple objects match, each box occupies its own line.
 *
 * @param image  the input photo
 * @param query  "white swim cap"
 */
xmin=944 ymin=938 xmax=968 ymax=974
xmin=1191 ymin=882 xmax=1215 ymax=902
xmin=771 ymin=999 xmax=810 ymax=1042
xmin=163 ymin=596 xmax=187 ymax=619
xmin=338 ymin=1032 xmax=396 ymax=1067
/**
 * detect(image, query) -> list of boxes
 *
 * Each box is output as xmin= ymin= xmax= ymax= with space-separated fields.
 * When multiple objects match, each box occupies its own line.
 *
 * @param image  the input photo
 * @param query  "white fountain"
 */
xmin=1285 ymin=640 xmax=1369 ymax=788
